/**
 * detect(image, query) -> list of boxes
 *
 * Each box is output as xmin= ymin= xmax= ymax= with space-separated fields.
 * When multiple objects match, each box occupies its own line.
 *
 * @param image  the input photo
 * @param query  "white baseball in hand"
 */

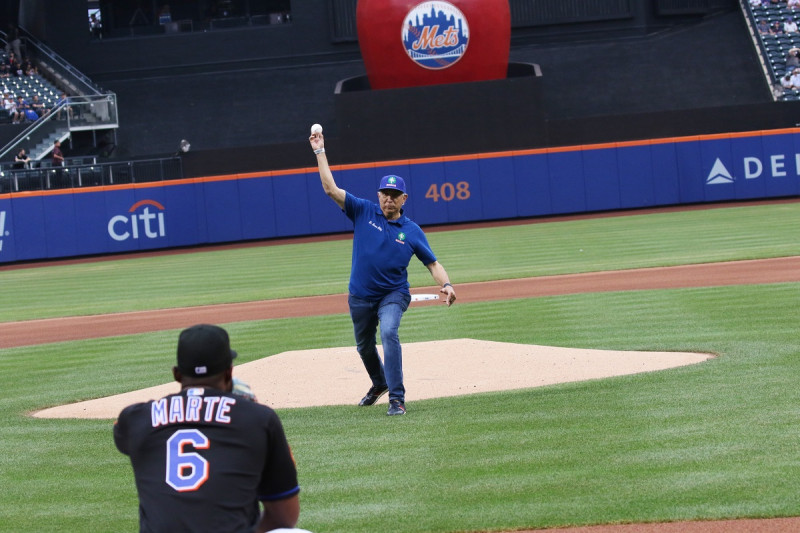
xmin=310 ymin=123 xmax=323 ymax=134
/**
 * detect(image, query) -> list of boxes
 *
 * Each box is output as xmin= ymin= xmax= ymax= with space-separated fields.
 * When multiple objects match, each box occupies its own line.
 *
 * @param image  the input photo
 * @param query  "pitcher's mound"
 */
xmin=32 ymin=339 xmax=712 ymax=419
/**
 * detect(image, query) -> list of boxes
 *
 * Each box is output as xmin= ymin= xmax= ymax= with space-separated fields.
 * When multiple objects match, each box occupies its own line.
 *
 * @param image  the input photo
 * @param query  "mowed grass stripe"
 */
xmin=2 ymin=202 xmax=800 ymax=322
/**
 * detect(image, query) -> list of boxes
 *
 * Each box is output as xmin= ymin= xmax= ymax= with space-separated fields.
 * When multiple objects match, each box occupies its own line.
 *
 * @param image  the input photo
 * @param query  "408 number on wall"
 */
xmin=425 ymin=182 xmax=471 ymax=202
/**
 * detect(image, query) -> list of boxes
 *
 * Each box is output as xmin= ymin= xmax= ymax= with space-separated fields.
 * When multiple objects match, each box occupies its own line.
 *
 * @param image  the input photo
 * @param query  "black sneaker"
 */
xmin=358 ymin=385 xmax=389 ymax=406
xmin=387 ymin=400 xmax=406 ymax=416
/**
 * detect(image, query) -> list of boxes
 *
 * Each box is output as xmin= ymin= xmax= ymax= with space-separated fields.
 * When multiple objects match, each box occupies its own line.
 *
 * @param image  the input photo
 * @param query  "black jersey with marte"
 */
xmin=114 ymin=386 xmax=299 ymax=533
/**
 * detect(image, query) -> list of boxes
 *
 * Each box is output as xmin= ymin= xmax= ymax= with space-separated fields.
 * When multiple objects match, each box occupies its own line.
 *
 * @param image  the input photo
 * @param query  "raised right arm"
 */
xmin=310 ymin=132 xmax=346 ymax=209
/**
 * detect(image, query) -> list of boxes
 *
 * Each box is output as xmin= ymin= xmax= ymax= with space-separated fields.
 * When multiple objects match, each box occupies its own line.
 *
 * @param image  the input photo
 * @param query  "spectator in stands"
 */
xmin=158 ymin=4 xmax=172 ymax=24
xmin=781 ymin=71 xmax=796 ymax=90
xmin=786 ymin=47 xmax=800 ymax=71
xmin=770 ymin=20 xmax=785 ymax=35
xmin=55 ymin=92 xmax=73 ymax=121
xmin=0 ymin=62 xmax=9 ymax=78
xmin=31 ymin=94 xmax=47 ymax=118
xmin=52 ymin=140 xmax=65 ymax=167
xmin=15 ymin=95 xmax=39 ymax=122
xmin=20 ymin=56 xmax=37 ymax=76
xmin=4 ymin=24 xmax=22 ymax=60
xmin=758 ymin=19 xmax=770 ymax=34
xmin=6 ymin=52 xmax=22 ymax=76
xmin=784 ymin=17 xmax=798 ymax=33
xmin=22 ymin=105 xmax=38 ymax=122
xmin=14 ymin=148 xmax=30 ymax=169
xmin=89 ymin=13 xmax=103 ymax=39
xmin=12 ymin=95 xmax=28 ymax=124
xmin=790 ymin=0 xmax=800 ymax=9
xmin=3 ymin=91 xmax=15 ymax=118
xmin=789 ymin=67 xmax=800 ymax=89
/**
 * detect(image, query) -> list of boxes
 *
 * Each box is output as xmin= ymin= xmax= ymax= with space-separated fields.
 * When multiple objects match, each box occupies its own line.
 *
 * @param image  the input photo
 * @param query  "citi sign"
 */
xmin=108 ymin=199 xmax=166 ymax=242
xmin=706 ymin=154 xmax=800 ymax=184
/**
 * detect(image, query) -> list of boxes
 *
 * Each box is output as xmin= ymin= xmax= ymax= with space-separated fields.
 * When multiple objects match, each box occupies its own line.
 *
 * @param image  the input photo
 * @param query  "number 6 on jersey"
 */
xmin=166 ymin=429 xmax=210 ymax=492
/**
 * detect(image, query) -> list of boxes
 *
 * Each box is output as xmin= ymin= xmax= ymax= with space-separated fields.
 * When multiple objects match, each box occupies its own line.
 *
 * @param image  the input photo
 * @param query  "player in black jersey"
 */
xmin=114 ymin=324 xmax=301 ymax=533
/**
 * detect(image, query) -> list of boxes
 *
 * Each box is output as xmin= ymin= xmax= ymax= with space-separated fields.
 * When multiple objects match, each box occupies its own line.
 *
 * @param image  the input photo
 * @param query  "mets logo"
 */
xmin=402 ymin=1 xmax=469 ymax=71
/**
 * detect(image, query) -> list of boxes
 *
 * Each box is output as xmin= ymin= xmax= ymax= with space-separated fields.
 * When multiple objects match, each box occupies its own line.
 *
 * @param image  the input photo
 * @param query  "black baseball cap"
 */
xmin=176 ymin=324 xmax=238 ymax=377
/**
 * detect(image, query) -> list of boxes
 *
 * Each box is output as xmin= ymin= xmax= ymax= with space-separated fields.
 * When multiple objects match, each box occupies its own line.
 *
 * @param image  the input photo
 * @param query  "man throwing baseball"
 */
xmin=310 ymin=130 xmax=457 ymax=416
xmin=113 ymin=324 xmax=301 ymax=532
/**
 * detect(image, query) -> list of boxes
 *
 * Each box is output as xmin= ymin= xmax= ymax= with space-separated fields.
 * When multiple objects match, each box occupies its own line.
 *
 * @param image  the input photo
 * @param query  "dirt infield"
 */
xmin=32 ymin=339 xmax=713 ymax=418
xmin=6 ymin=251 xmax=800 ymax=532
xmin=3 ymin=256 xmax=800 ymax=349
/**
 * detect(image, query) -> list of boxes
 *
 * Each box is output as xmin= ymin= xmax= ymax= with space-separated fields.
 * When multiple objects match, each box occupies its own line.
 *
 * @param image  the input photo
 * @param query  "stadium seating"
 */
xmin=746 ymin=1 xmax=800 ymax=100
xmin=0 ymin=51 xmax=60 ymax=122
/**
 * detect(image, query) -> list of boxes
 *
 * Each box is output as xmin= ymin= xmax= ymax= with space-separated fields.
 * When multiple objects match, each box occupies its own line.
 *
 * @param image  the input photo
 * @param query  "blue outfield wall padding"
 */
xmin=10 ymin=195 xmax=47 ymax=261
xmin=512 ymin=152 xmax=552 ymax=217
xmin=237 ymin=176 xmax=277 ymax=240
xmin=1 ymin=129 xmax=800 ymax=264
xmin=548 ymin=150 xmax=587 ymax=215
xmin=161 ymin=182 xmax=204 ymax=248
xmin=191 ymin=179 xmax=210 ymax=244
xmin=202 ymin=180 xmax=244 ymax=243
xmin=582 ymin=147 xmax=621 ymax=212
xmin=0 ymin=198 xmax=15 ymax=261
xmin=617 ymin=143 xmax=656 ymax=209
xmin=478 ymin=156 xmax=515 ymax=221
xmin=272 ymin=172 xmax=312 ymax=237
xmin=74 ymin=192 xmax=114 ymax=256
xmin=43 ymin=193 xmax=78 ymax=259
xmin=675 ymin=138 xmax=704 ymax=204
xmin=649 ymin=142 xmax=681 ymax=205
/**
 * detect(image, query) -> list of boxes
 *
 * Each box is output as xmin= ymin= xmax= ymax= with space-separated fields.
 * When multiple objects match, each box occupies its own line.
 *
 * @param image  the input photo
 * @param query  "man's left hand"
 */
xmin=440 ymin=285 xmax=456 ymax=307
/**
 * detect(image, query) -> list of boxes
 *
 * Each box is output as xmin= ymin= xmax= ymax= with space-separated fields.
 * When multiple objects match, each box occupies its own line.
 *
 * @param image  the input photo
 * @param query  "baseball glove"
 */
xmin=232 ymin=377 xmax=258 ymax=402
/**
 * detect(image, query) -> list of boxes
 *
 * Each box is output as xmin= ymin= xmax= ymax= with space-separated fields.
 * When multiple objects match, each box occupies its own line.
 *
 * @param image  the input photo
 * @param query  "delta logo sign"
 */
xmin=108 ymin=199 xmax=166 ymax=242
xmin=403 ymin=1 xmax=469 ymax=70
xmin=706 ymin=153 xmax=800 ymax=185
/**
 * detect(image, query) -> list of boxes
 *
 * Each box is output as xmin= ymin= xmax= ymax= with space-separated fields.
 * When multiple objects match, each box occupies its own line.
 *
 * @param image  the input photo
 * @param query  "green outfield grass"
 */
xmin=2 ymin=202 xmax=799 ymax=322
xmin=1 ymin=201 xmax=799 ymax=532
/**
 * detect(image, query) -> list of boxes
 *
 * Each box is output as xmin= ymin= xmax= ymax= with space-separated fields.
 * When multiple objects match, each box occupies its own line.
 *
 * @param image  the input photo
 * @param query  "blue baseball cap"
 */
xmin=378 ymin=175 xmax=406 ymax=194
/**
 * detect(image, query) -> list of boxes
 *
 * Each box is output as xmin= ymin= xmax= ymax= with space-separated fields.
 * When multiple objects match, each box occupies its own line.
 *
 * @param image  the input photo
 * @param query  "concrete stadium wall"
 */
xmin=19 ymin=0 xmax=349 ymax=79
xmin=1 ymin=127 xmax=798 ymax=264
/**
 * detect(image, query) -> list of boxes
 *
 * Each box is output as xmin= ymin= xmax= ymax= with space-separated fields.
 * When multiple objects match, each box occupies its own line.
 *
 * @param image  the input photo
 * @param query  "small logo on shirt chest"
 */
xmin=395 ymin=232 xmax=406 ymax=245
xmin=369 ymin=220 xmax=383 ymax=232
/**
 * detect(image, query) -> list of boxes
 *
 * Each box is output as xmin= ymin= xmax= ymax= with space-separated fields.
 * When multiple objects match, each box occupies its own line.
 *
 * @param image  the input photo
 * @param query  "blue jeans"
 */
xmin=348 ymin=291 xmax=411 ymax=403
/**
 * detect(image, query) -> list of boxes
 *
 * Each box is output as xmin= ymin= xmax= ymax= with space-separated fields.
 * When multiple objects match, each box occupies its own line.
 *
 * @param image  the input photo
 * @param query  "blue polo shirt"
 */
xmin=344 ymin=192 xmax=436 ymax=300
